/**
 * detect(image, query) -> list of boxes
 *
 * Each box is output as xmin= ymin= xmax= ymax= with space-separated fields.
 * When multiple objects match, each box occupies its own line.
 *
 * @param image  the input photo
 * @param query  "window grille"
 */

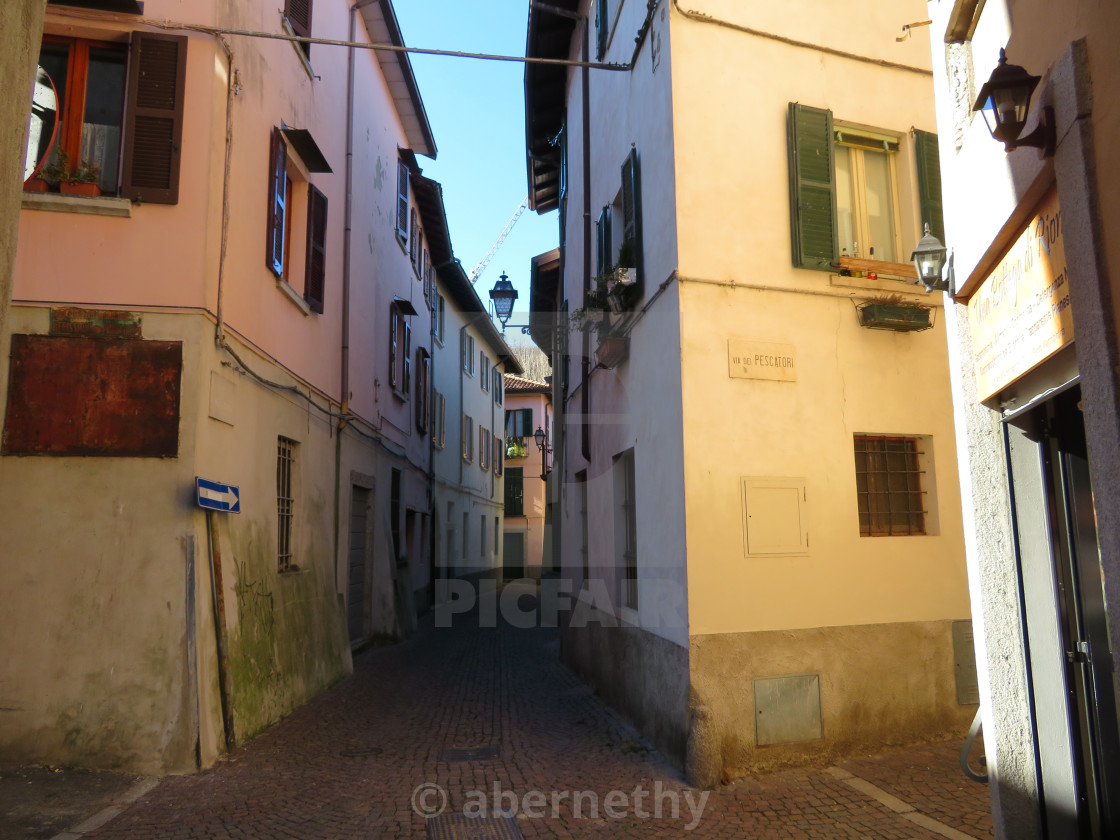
xmin=618 ymin=451 xmax=637 ymax=608
xmin=277 ymin=437 xmax=296 ymax=571
xmin=854 ymin=435 xmax=926 ymax=536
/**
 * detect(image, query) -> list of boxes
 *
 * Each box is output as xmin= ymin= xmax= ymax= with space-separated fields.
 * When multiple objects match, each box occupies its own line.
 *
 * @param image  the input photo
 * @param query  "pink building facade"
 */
xmin=0 ymin=0 xmax=460 ymax=774
xmin=502 ymin=374 xmax=552 ymax=579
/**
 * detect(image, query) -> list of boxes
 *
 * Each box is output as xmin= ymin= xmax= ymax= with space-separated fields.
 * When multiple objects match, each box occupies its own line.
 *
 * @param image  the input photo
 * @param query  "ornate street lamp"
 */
xmin=533 ymin=425 xmax=552 ymax=481
xmin=488 ymin=272 xmax=518 ymax=330
xmin=973 ymin=48 xmax=1055 ymax=156
xmin=910 ymin=223 xmax=949 ymax=293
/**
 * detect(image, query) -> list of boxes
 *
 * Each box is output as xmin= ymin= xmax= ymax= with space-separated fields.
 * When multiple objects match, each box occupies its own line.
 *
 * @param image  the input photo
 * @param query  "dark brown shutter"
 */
xmin=266 ymin=128 xmax=286 ymax=277
xmin=389 ymin=309 xmax=399 ymax=390
xmin=121 ymin=32 xmax=187 ymax=204
xmin=403 ymin=322 xmax=412 ymax=394
xmin=285 ymin=0 xmax=313 ymax=57
xmin=304 ymin=184 xmax=327 ymax=313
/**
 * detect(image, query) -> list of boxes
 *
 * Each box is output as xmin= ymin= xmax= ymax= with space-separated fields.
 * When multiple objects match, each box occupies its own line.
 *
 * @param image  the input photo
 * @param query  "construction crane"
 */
xmin=469 ymin=196 xmax=528 ymax=284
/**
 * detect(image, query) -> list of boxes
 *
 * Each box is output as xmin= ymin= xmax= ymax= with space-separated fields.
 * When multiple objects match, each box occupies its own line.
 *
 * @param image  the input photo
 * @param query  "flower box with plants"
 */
xmin=855 ymin=294 xmax=933 ymax=332
xmin=506 ymin=437 xmax=528 ymax=459
xmin=39 ymin=150 xmax=103 ymax=197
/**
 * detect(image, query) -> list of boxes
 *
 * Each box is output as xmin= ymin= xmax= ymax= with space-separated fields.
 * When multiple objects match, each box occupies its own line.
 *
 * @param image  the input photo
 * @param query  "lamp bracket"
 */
xmin=1005 ymin=105 xmax=1056 ymax=158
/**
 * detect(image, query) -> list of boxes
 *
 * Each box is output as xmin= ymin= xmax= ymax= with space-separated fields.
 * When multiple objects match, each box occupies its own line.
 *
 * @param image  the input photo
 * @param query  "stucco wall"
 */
xmin=689 ymin=620 xmax=974 ymax=783
xmin=928 ymin=3 xmax=1120 ymax=836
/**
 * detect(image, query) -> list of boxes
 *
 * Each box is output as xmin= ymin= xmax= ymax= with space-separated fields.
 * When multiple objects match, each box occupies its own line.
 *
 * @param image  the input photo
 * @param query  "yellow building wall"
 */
xmin=668 ymin=0 xmax=969 ymax=636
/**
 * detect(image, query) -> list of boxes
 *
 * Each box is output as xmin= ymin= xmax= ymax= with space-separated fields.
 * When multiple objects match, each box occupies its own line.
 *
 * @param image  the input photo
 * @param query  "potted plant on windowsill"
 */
xmin=856 ymin=294 xmax=933 ymax=332
xmin=41 ymin=150 xmax=102 ymax=197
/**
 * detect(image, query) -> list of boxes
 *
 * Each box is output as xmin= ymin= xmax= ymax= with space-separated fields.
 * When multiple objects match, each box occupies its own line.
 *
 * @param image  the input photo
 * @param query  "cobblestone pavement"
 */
xmin=55 ymin=583 xmax=992 ymax=840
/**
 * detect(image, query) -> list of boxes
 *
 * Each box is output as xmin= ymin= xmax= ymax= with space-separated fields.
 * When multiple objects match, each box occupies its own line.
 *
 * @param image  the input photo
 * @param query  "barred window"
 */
xmin=854 ymin=435 xmax=926 ymax=536
xmin=277 ymin=436 xmax=297 ymax=571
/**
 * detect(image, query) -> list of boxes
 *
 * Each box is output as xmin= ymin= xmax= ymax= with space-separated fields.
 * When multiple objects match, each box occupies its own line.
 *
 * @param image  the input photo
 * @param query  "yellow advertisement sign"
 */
xmin=968 ymin=187 xmax=1073 ymax=401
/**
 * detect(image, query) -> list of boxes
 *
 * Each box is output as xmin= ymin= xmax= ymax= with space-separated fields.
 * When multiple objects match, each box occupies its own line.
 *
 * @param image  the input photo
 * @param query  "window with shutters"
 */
xmin=25 ymin=32 xmax=186 ymax=203
xmin=480 ymin=353 xmax=489 ymax=392
xmin=284 ymin=0 xmax=313 ymax=60
xmin=462 ymin=413 xmax=474 ymax=462
xmin=615 ymin=449 xmax=638 ymax=610
xmin=267 ymin=127 xmax=329 ymax=313
xmin=416 ymin=348 xmax=430 ymax=433
xmin=505 ymin=408 xmax=532 ymax=459
xmin=494 ymin=434 xmax=503 ymax=476
xmin=595 ymin=0 xmax=614 ymax=60
xmin=788 ymin=103 xmax=945 ymax=272
xmin=479 ymin=427 xmax=489 ymax=471
xmin=396 ymin=159 xmax=409 ymax=245
xmin=431 ymin=390 xmax=446 ymax=449
xmin=593 ymin=148 xmax=644 ymax=310
xmin=462 ymin=333 xmax=476 ymax=376
xmin=388 ymin=307 xmax=411 ymax=399
xmin=434 ymin=293 xmax=446 ymax=344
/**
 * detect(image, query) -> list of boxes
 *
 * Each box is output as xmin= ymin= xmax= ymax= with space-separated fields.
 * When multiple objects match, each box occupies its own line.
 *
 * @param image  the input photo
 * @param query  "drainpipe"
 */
xmin=334 ymin=2 xmax=363 ymax=609
xmin=580 ymin=17 xmax=592 ymax=462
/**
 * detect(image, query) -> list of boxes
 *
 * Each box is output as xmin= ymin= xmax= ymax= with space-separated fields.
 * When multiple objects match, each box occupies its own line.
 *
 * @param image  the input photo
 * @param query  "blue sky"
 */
xmin=393 ymin=0 xmax=559 ymax=340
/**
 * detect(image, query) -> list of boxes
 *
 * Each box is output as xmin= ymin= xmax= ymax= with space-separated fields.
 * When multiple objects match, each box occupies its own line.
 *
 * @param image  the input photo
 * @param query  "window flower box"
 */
xmin=856 ymin=301 xmax=933 ymax=332
xmin=596 ymin=334 xmax=629 ymax=367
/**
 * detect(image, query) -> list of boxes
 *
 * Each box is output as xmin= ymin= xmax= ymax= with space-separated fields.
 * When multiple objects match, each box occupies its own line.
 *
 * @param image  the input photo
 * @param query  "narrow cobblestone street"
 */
xmin=58 ymin=583 xmax=993 ymax=840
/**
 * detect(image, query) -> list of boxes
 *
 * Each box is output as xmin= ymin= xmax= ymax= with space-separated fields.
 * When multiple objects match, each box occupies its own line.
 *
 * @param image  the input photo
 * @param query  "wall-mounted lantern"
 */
xmin=973 ymin=48 xmax=1055 ymax=156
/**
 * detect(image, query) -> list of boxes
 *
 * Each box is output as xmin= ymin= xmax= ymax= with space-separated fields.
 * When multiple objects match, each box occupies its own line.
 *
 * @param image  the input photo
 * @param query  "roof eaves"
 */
xmin=358 ymin=0 xmax=438 ymax=159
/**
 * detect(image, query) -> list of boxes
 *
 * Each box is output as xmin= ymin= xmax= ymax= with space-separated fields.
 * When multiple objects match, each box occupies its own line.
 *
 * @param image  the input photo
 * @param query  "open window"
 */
xmin=284 ymin=0 xmax=313 ymax=60
xmin=788 ymin=103 xmax=944 ymax=272
xmin=266 ymin=127 xmax=331 ymax=312
xmin=26 ymin=31 xmax=186 ymax=202
xmin=388 ymin=305 xmax=412 ymax=398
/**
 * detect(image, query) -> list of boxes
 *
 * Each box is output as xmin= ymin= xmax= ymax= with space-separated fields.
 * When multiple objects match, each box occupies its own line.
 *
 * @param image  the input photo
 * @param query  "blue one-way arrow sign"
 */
xmin=196 ymin=477 xmax=241 ymax=514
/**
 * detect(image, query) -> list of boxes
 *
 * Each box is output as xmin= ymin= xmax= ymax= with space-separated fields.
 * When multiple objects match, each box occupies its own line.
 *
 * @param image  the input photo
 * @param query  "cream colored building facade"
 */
xmin=0 ymin=0 xmax=453 ymax=774
xmin=423 ymin=176 xmax=520 ymax=588
xmin=526 ymin=0 xmax=975 ymax=785
xmin=926 ymin=2 xmax=1120 ymax=837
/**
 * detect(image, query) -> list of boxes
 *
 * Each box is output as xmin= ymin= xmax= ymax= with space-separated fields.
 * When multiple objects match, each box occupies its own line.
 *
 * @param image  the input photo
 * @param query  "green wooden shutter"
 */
xmin=596 ymin=0 xmax=609 ymax=60
xmin=914 ymin=129 xmax=945 ymax=246
xmin=596 ymin=206 xmax=611 ymax=275
xmin=788 ymin=103 xmax=837 ymax=270
xmin=620 ymin=147 xmax=643 ymax=293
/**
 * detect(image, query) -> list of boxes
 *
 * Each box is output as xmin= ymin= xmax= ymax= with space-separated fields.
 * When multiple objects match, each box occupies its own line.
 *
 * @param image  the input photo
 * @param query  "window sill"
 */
xmin=22 ymin=192 xmax=132 ymax=218
xmin=391 ymin=387 xmax=408 ymax=402
xmin=278 ymin=566 xmax=310 ymax=577
xmin=277 ymin=279 xmax=312 ymax=315
xmin=619 ymin=605 xmax=640 ymax=627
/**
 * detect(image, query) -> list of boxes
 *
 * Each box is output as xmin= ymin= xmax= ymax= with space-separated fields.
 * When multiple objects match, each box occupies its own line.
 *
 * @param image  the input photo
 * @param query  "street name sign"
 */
xmin=196 ymin=477 xmax=241 ymax=514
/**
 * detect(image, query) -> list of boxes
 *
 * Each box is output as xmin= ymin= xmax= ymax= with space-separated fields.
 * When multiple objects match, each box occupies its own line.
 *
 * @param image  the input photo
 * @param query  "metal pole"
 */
xmin=205 ymin=509 xmax=236 ymax=753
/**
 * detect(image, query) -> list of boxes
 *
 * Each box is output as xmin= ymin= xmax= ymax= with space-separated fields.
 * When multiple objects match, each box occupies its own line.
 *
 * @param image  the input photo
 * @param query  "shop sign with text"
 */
xmin=968 ymin=187 xmax=1072 ymax=401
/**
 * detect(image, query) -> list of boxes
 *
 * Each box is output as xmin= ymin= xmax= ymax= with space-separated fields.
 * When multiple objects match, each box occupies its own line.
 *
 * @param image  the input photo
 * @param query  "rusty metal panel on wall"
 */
xmin=2 ymin=334 xmax=183 ymax=457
